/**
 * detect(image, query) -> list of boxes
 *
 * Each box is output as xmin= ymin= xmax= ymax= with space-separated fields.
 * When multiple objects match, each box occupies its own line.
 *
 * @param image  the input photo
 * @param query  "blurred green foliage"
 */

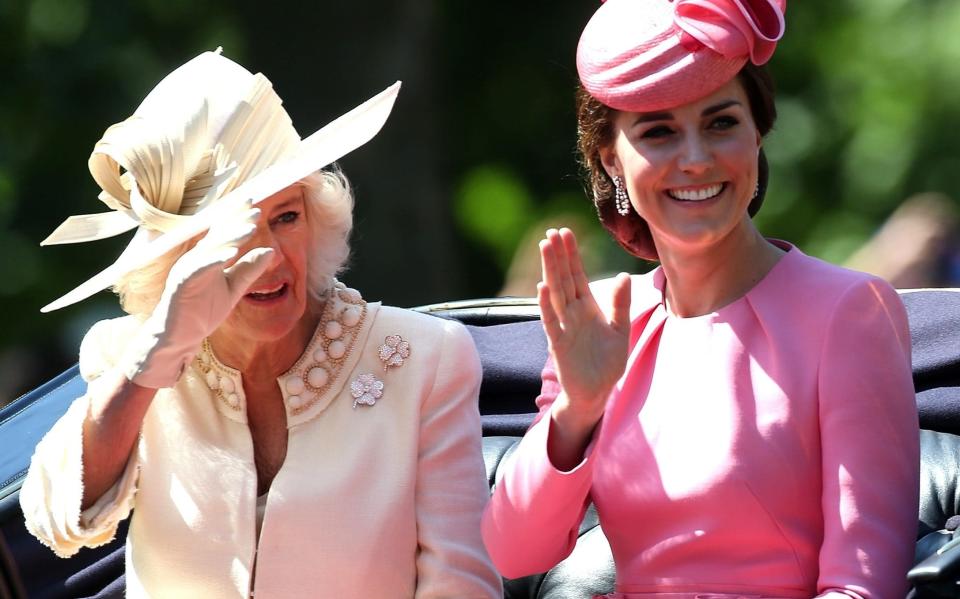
xmin=2 ymin=0 xmax=959 ymax=402
xmin=455 ymin=165 xmax=535 ymax=269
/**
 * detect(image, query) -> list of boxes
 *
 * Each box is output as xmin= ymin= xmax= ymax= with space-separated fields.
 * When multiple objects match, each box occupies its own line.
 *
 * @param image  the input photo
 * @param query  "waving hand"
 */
xmin=538 ymin=228 xmax=632 ymax=468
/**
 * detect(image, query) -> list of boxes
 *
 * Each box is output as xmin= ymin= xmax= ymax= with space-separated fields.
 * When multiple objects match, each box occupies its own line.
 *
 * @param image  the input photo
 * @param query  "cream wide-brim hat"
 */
xmin=41 ymin=49 xmax=400 ymax=312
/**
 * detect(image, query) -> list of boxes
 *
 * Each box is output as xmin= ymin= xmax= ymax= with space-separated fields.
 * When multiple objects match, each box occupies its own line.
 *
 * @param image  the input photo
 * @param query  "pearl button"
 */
xmin=205 ymin=371 xmax=219 ymax=389
xmin=288 ymin=395 xmax=304 ymax=409
xmin=220 ymin=377 xmax=236 ymax=394
xmin=285 ymin=375 xmax=305 ymax=396
xmin=226 ymin=393 xmax=239 ymax=407
xmin=340 ymin=287 xmax=361 ymax=303
xmin=328 ymin=340 xmax=346 ymax=359
xmin=307 ymin=366 xmax=328 ymax=388
xmin=341 ymin=306 xmax=361 ymax=327
xmin=313 ymin=348 xmax=327 ymax=362
xmin=325 ymin=320 xmax=343 ymax=339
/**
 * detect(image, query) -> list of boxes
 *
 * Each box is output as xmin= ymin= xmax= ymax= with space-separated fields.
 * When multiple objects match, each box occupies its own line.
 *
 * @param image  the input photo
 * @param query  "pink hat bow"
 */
xmin=578 ymin=0 xmax=787 ymax=112
xmin=673 ymin=0 xmax=786 ymax=65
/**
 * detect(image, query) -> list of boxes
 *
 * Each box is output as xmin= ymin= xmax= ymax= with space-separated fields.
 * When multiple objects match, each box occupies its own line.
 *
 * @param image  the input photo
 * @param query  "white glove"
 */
xmin=122 ymin=201 xmax=274 ymax=388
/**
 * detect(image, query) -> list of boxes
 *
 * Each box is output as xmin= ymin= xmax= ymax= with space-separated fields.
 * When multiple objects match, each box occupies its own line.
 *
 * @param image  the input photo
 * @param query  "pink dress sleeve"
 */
xmin=814 ymin=279 xmax=919 ymax=598
xmin=481 ymin=358 xmax=598 ymax=579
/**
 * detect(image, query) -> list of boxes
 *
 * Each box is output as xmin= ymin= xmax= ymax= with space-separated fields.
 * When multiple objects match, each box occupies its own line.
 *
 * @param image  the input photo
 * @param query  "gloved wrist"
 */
xmin=121 ymin=309 xmax=202 ymax=389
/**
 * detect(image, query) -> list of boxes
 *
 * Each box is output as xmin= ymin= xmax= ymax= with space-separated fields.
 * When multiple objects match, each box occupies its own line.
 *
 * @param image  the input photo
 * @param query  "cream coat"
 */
xmin=21 ymin=291 xmax=501 ymax=598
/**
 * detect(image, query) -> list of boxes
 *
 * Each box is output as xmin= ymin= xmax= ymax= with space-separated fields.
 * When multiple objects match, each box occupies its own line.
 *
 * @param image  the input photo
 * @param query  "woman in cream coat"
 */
xmin=20 ymin=50 xmax=501 ymax=599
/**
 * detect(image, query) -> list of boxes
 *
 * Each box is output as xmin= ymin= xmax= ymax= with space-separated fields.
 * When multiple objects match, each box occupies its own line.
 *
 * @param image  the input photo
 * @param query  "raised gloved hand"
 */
xmin=122 ymin=200 xmax=274 ymax=388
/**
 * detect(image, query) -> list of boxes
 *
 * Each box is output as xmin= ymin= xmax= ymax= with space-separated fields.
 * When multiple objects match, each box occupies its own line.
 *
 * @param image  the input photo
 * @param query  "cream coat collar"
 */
xmin=193 ymin=283 xmax=381 ymax=427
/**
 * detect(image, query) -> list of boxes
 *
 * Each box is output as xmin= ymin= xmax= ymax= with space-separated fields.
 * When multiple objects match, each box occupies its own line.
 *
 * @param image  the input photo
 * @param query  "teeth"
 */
xmin=249 ymin=283 xmax=284 ymax=296
xmin=668 ymin=184 xmax=724 ymax=201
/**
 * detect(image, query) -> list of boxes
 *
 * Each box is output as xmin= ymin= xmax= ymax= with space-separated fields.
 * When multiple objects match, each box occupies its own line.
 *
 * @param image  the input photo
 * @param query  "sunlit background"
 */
xmin=3 ymin=0 xmax=960 ymax=405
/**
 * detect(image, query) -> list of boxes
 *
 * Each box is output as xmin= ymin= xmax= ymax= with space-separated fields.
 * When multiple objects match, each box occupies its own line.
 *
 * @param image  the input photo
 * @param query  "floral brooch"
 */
xmin=351 ymin=373 xmax=384 ymax=408
xmin=350 ymin=334 xmax=412 ymax=410
xmin=378 ymin=334 xmax=411 ymax=370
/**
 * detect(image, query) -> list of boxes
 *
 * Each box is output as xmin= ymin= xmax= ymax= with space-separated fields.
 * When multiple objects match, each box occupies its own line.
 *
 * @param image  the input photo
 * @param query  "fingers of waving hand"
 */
xmin=542 ymin=229 xmax=579 ymax=307
xmin=192 ymin=200 xmax=261 ymax=261
xmin=164 ymin=202 xmax=263 ymax=304
xmin=539 ymin=275 xmax=627 ymax=407
xmin=537 ymin=280 xmax=564 ymax=346
xmin=189 ymin=201 xmax=273 ymax=305
xmin=540 ymin=228 xmax=597 ymax=319
xmin=171 ymin=202 xmax=262 ymax=281
xmin=539 ymin=228 xmax=632 ymax=337
xmin=559 ymin=228 xmax=593 ymax=301
xmin=537 ymin=228 xmax=633 ymax=405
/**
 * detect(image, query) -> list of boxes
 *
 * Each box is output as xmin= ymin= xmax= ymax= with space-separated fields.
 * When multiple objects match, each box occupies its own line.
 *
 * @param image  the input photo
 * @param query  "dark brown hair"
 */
xmin=576 ymin=62 xmax=777 ymax=261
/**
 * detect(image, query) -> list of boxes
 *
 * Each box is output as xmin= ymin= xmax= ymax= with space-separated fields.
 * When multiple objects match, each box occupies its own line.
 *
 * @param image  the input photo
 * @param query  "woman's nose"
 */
xmin=677 ymin=133 xmax=712 ymax=175
xmin=243 ymin=222 xmax=283 ymax=266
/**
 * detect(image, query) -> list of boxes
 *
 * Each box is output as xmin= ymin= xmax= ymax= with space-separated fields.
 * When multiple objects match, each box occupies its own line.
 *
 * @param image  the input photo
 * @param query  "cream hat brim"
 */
xmin=41 ymin=79 xmax=401 ymax=313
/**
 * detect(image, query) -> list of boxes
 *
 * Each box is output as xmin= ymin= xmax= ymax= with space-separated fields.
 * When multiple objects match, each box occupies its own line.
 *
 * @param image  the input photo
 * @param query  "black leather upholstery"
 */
xmin=919 ymin=430 xmax=960 ymax=538
xmin=483 ymin=437 xmax=614 ymax=599
xmin=0 ymin=530 xmax=25 ymax=599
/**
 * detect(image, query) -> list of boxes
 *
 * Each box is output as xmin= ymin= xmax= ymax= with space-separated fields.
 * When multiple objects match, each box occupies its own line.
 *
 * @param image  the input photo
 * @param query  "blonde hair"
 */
xmin=113 ymin=168 xmax=354 ymax=317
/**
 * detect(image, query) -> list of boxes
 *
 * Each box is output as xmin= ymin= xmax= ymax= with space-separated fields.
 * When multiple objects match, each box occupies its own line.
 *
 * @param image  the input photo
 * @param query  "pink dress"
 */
xmin=482 ymin=244 xmax=919 ymax=599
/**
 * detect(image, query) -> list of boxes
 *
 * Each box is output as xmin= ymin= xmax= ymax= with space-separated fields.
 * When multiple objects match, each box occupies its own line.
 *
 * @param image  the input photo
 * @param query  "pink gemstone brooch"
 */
xmin=350 ymin=373 xmax=384 ymax=408
xmin=378 ymin=334 xmax=411 ymax=370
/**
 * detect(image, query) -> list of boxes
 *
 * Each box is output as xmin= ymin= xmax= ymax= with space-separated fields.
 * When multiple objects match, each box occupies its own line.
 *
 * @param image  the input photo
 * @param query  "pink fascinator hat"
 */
xmin=577 ymin=0 xmax=786 ymax=112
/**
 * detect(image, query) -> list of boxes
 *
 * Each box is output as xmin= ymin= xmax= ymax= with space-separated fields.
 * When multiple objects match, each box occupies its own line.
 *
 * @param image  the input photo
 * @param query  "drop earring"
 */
xmin=613 ymin=176 xmax=631 ymax=216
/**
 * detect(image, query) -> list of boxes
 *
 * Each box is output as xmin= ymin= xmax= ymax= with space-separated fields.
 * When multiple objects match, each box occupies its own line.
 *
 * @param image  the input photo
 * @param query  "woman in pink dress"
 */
xmin=482 ymin=1 xmax=919 ymax=597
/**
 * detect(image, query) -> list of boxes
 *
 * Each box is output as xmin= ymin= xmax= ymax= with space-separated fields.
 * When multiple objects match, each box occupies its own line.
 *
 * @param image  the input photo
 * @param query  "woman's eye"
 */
xmin=709 ymin=116 xmax=739 ymax=130
xmin=640 ymin=125 xmax=674 ymax=139
xmin=273 ymin=211 xmax=300 ymax=225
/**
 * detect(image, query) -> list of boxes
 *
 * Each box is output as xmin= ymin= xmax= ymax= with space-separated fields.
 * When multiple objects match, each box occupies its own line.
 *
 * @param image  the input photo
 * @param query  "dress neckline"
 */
xmin=654 ymin=239 xmax=797 ymax=323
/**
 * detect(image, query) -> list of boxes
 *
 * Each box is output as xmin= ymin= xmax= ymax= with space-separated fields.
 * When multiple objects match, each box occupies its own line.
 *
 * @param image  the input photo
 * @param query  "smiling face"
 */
xmin=214 ymin=184 xmax=314 ymax=347
xmin=599 ymin=78 xmax=762 ymax=256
